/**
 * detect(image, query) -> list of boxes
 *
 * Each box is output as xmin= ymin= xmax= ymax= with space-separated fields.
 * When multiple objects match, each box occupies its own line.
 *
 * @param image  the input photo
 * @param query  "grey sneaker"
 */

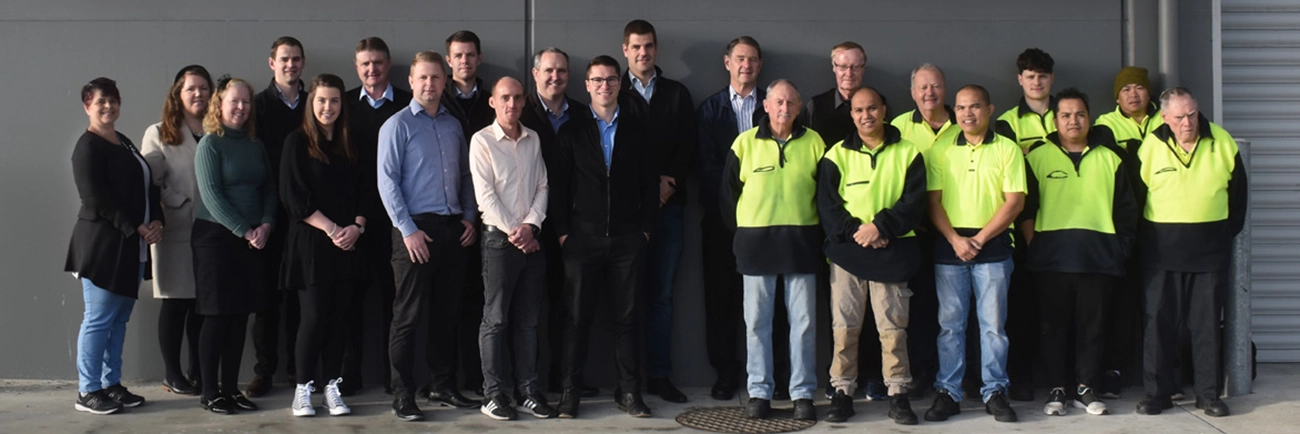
xmin=325 ymin=378 xmax=351 ymax=416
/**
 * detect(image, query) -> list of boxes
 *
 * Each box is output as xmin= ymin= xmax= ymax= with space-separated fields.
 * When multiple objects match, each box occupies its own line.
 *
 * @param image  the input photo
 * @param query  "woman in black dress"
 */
xmin=280 ymin=74 xmax=366 ymax=417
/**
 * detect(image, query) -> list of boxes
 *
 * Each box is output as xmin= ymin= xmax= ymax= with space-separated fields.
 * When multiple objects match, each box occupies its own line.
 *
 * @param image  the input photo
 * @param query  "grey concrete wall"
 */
xmin=1 ymin=0 xmax=1127 ymax=385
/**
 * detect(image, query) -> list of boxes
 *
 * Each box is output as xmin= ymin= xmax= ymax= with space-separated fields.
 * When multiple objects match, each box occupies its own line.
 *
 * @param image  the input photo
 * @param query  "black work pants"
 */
xmin=701 ymin=210 xmax=744 ymax=384
xmin=1036 ymin=272 xmax=1112 ymax=388
xmin=560 ymin=231 xmax=646 ymax=394
xmin=387 ymin=214 xmax=467 ymax=399
xmin=1142 ymin=270 xmax=1224 ymax=400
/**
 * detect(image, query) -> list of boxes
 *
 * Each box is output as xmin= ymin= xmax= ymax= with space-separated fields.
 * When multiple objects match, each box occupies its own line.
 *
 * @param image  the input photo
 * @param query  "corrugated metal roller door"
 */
xmin=1222 ymin=0 xmax=1300 ymax=362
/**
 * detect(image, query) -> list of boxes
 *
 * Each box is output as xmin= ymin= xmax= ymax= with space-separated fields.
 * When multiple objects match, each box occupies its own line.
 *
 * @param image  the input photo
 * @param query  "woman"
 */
xmin=65 ymin=77 xmax=162 ymax=414
xmin=192 ymin=76 xmax=275 ymax=414
xmin=139 ymin=65 xmax=212 ymax=396
xmin=280 ymin=74 xmax=365 ymax=417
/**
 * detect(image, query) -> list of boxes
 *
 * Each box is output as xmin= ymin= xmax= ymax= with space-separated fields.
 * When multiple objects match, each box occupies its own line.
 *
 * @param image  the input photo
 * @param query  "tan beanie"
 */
xmin=1113 ymin=67 xmax=1150 ymax=100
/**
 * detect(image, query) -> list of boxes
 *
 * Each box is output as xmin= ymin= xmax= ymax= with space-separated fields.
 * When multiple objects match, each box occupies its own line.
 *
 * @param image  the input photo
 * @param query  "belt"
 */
xmin=484 ymin=225 xmax=507 ymax=235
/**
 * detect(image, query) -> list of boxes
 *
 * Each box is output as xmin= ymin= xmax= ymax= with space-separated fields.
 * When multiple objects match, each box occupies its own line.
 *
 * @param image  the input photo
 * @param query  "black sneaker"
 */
xmin=75 ymin=390 xmax=123 ymax=415
xmin=1044 ymin=388 xmax=1068 ymax=416
xmin=103 ymin=384 xmax=144 ymax=408
xmin=557 ymin=388 xmax=580 ymax=419
xmin=392 ymin=396 xmax=426 ymax=421
xmin=864 ymin=380 xmax=888 ymax=401
xmin=1073 ymin=386 xmax=1109 ymax=415
xmin=1195 ymin=396 xmax=1230 ymax=417
xmin=825 ymin=390 xmax=853 ymax=422
xmin=517 ymin=392 xmax=557 ymax=418
xmin=985 ymin=391 xmax=1018 ymax=422
xmin=793 ymin=399 xmax=816 ymax=421
xmin=923 ymin=389 xmax=960 ymax=421
xmin=1136 ymin=395 xmax=1173 ymax=415
xmin=746 ymin=397 xmax=771 ymax=419
xmin=481 ymin=395 xmax=516 ymax=421
xmin=889 ymin=393 xmax=918 ymax=425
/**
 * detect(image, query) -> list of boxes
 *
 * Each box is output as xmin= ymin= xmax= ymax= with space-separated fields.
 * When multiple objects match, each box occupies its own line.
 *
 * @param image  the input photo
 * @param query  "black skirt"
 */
xmin=191 ymin=219 xmax=269 ymax=315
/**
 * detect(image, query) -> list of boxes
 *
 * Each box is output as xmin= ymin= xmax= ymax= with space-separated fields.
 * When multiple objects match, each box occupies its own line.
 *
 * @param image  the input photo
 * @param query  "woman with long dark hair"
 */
xmin=192 ymin=76 xmax=275 ymax=414
xmin=139 ymin=65 xmax=213 ymax=396
xmin=280 ymin=74 xmax=365 ymax=417
xmin=66 ymin=77 xmax=162 ymax=414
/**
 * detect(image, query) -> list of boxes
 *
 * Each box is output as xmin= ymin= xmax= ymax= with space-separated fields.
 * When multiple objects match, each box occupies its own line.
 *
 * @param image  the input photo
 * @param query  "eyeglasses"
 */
xmin=587 ymin=76 xmax=621 ymax=86
xmin=833 ymin=63 xmax=865 ymax=72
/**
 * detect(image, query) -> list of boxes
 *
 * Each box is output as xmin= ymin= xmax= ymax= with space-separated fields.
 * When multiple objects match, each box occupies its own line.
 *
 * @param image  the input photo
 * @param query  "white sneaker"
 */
xmin=325 ymin=378 xmax=351 ymax=416
xmin=292 ymin=381 xmax=316 ymax=417
xmin=1043 ymin=388 xmax=1067 ymax=416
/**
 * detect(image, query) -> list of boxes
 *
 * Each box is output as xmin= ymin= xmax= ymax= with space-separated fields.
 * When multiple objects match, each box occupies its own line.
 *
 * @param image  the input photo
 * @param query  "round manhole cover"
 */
xmin=675 ymin=406 xmax=817 ymax=433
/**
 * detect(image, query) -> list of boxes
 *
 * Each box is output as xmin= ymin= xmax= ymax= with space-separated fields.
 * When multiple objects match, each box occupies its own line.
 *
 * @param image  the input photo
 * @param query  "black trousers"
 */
xmin=388 ymin=215 xmax=467 ymax=399
xmin=560 ymin=231 xmax=646 ymax=394
xmin=1006 ymin=236 xmax=1037 ymax=390
xmin=296 ymin=281 xmax=353 ymax=383
xmin=1143 ymin=270 xmax=1224 ymax=400
xmin=1036 ymin=272 xmax=1113 ymax=388
xmin=200 ymin=314 xmax=247 ymax=400
xmin=458 ymin=228 xmax=486 ymax=391
xmin=252 ymin=241 xmax=297 ymax=380
xmin=907 ymin=231 xmax=939 ymax=389
xmin=701 ymin=211 xmax=744 ymax=384
xmin=342 ymin=227 xmax=395 ymax=389
xmin=1102 ymin=256 xmax=1143 ymax=378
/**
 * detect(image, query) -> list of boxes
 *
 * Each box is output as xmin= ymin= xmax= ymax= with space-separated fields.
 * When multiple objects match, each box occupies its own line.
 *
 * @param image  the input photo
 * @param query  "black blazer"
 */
xmin=520 ymin=91 xmax=588 ymax=151
xmin=65 ymin=131 xmax=163 ymax=298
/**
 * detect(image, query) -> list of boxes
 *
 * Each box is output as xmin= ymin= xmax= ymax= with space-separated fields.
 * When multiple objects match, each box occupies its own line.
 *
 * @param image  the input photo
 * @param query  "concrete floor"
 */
xmin=3 ymin=364 xmax=1299 ymax=433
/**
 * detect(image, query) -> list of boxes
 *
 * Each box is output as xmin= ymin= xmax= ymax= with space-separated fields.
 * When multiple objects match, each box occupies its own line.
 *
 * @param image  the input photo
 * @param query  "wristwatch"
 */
xmin=351 ymin=223 xmax=365 ymax=234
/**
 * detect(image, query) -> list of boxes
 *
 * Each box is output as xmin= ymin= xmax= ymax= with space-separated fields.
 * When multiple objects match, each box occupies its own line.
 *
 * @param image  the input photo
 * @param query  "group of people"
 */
xmin=65 ymin=18 xmax=1246 ymax=427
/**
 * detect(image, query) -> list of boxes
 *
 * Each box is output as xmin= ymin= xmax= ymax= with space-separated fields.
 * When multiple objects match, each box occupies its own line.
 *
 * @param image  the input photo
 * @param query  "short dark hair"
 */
xmin=586 ymin=55 xmax=621 ymax=77
xmin=850 ymin=86 xmax=887 ymax=107
xmin=1051 ymin=87 xmax=1090 ymax=113
xmin=623 ymin=19 xmax=656 ymax=44
xmin=270 ymin=36 xmax=305 ymax=58
xmin=726 ymin=36 xmax=762 ymax=59
xmin=81 ymin=77 xmax=120 ymax=105
xmin=445 ymin=30 xmax=482 ymax=55
xmin=1016 ymin=48 xmax=1053 ymax=74
xmin=957 ymin=84 xmax=991 ymax=106
xmin=533 ymin=47 xmax=569 ymax=68
xmin=355 ymin=37 xmax=390 ymax=59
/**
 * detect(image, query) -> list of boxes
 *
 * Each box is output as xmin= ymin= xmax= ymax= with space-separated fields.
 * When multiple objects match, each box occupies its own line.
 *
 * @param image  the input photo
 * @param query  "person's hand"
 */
xmin=459 ymin=220 xmax=477 ymax=247
xmin=559 ymin=235 xmax=567 ymax=246
xmin=644 ymin=232 xmax=651 ymax=242
xmin=520 ymin=238 xmax=541 ymax=254
xmin=404 ymin=230 xmax=433 ymax=263
xmin=870 ymin=238 xmax=889 ymax=249
xmin=332 ymin=224 xmax=360 ymax=251
xmin=659 ymin=176 xmax=677 ymax=207
xmin=509 ymin=225 xmax=535 ymax=249
xmin=252 ymin=223 xmax=272 ymax=249
xmin=138 ymin=221 xmax=164 ymax=244
xmin=950 ymin=235 xmax=981 ymax=262
xmin=853 ymin=223 xmax=881 ymax=248
xmin=244 ymin=225 xmax=264 ymax=250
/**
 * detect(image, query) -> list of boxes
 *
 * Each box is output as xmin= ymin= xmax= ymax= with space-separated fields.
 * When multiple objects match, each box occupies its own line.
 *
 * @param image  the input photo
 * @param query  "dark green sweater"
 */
xmin=194 ymin=127 xmax=278 ymax=236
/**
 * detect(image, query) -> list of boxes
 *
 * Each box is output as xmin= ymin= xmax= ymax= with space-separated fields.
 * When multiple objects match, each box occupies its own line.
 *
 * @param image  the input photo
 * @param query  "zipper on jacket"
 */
xmin=605 ymin=169 xmax=611 ymax=237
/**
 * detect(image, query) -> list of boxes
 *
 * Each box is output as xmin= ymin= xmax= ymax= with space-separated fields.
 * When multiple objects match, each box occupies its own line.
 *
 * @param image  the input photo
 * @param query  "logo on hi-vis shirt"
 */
xmin=1155 ymin=167 xmax=1177 ymax=175
xmin=753 ymin=166 xmax=775 ymax=173
xmin=847 ymin=180 xmax=871 ymax=186
xmin=1046 ymin=170 xmax=1069 ymax=179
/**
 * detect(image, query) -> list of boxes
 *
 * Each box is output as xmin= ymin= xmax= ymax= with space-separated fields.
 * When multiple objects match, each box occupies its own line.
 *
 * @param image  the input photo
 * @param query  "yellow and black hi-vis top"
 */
xmin=890 ymin=106 xmax=958 ymax=157
xmin=995 ymin=97 xmax=1057 ymax=153
xmin=1018 ymin=126 xmax=1138 ymax=276
xmin=1134 ymin=114 xmax=1248 ymax=272
xmin=818 ymin=125 xmax=927 ymax=283
xmin=1096 ymin=102 xmax=1163 ymax=151
xmin=721 ymin=116 xmax=827 ymax=275
xmin=926 ymin=129 xmax=1027 ymax=264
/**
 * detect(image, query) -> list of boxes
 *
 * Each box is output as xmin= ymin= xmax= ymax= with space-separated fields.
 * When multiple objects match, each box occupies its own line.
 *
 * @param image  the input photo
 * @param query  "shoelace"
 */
xmin=327 ymin=379 xmax=346 ymax=408
xmin=298 ymin=380 xmax=315 ymax=408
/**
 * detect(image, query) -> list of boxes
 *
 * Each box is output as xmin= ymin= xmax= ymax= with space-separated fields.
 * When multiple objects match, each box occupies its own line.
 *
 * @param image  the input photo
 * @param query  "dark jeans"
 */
xmin=1036 ymin=272 xmax=1112 ymax=388
xmin=1143 ymin=270 xmax=1224 ymax=400
xmin=342 ymin=227 xmax=395 ymax=389
xmin=296 ymin=281 xmax=353 ymax=383
xmin=478 ymin=229 xmax=546 ymax=398
xmin=561 ymin=231 xmax=646 ymax=394
xmin=388 ymin=214 xmax=467 ymax=399
xmin=645 ymin=203 xmax=685 ymax=379
xmin=701 ymin=210 xmax=743 ymax=384
xmin=907 ymin=231 xmax=939 ymax=389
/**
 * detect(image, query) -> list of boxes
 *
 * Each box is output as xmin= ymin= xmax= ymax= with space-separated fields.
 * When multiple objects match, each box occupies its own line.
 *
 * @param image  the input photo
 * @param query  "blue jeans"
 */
xmin=743 ymin=273 xmax=816 ymax=400
xmin=933 ymin=258 xmax=1013 ymax=402
xmin=77 ymin=264 xmax=143 ymax=393
xmin=645 ymin=202 xmax=684 ymax=379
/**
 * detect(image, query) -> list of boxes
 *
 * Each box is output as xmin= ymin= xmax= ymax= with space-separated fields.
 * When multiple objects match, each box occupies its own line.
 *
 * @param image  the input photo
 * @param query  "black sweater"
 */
xmin=346 ymin=85 xmax=413 ymax=231
xmin=443 ymin=77 xmax=495 ymax=137
xmin=620 ymin=67 xmax=697 ymax=205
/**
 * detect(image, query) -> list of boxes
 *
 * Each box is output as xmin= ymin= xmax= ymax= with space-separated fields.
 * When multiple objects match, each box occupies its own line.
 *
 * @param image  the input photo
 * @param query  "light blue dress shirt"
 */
xmin=377 ymin=99 xmax=479 ymax=237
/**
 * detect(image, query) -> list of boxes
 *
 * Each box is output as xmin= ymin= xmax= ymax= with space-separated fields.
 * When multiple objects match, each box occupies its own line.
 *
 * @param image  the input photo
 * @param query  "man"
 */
xmin=341 ymin=36 xmax=414 ymax=396
xmin=722 ymin=79 xmax=824 ymax=421
xmin=923 ymin=85 xmax=1024 ymax=423
xmin=246 ymin=36 xmax=308 ymax=398
xmin=378 ymin=51 xmax=480 ymax=421
xmin=804 ymin=41 xmax=867 ymax=147
xmin=1019 ymin=88 xmax=1137 ymax=417
xmin=470 ymin=77 xmax=556 ymax=421
xmin=817 ymin=87 xmax=925 ymax=425
xmin=550 ymin=55 xmax=658 ymax=419
xmin=518 ymin=47 xmax=598 ymax=399
xmin=444 ymin=29 xmax=490 ymax=399
xmin=890 ymin=63 xmax=957 ymax=398
xmin=619 ymin=19 xmax=696 ymax=404
xmin=1097 ymin=66 xmax=1163 ymax=150
xmin=696 ymin=36 xmax=767 ymax=401
xmin=1134 ymin=87 xmax=1246 ymax=418
xmin=993 ymin=47 xmax=1056 ymax=402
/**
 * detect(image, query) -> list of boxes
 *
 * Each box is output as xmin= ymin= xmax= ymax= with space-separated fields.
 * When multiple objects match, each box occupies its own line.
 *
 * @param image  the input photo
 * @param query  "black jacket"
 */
xmin=803 ymin=88 xmax=854 ymax=149
xmin=443 ymin=77 xmax=495 ymax=138
xmin=547 ymin=94 xmax=658 ymax=238
xmin=521 ymin=91 xmax=589 ymax=151
xmin=65 ymin=131 xmax=163 ymax=298
xmin=620 ymin=67 xmax=697 ymax=205
xmin=697 ymin=86 xmax=767 ymax=209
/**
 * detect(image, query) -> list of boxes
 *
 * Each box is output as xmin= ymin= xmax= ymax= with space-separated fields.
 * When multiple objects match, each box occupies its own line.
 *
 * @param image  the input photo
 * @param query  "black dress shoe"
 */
xmin=1136 ymin=395 xmax=1173 ymax=415
xmin=244 ymin=375 xmax=271 ymax=398
xmin=746 ymin=397 xmax=771 ymax=419
xmin=1195 ymin=397 xmax=1230 ymax=417
xmin=793 ymin=399 xmax=816 ymax=421
xmin=825 ymin=390 xmax=854 ymax=422
xmin=558 ymin=388 xmax=580 ymax=419
xmin=163 ymin=377 xmax=199 ymax=396
xmin=233 ymin=394 xmax=258 ymax=411
xmin=423 ymin=386 xmax=480 ymax=408
xmin=393 ymin=396 xmax=426 ymax=421
xmin=711 ymin=383 xmax=735 ymax=401
xmin=924 ymin=389 xmax=960 ymax=422
xmin=201 ymin=395 xmax=235 ymax=414
xmin=616 ymin=392 xmax=653 ymax=418
xmin=647 ymin=378 xmax=688 ymax=403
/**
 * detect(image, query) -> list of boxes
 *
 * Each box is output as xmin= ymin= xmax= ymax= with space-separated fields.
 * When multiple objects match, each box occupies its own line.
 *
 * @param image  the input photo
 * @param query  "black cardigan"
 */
xmin=65 ymin=131 xmax=163 ymax=298
xmin=619 ymin=67 xmax=697 ymax=205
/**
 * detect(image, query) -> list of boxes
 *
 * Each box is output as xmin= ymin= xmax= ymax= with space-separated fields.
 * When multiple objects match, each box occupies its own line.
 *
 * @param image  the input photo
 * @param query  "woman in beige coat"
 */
xmin=140 ymin=65 xmax=213 ymax=396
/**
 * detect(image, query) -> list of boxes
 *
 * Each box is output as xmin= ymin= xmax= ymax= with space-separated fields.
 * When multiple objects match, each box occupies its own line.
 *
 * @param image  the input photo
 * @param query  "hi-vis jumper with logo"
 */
xmin=722 ymin=119 xmax=826 ymax=275
xmin=818 ymin=125 xmax=927 ymax=283
xmin=890 ymin=106 xmax=958 ymax=156
xmin=1019 ymin=128 xmax=1138 ymax=276
xmin=926 ymin=130 xmax=1027 ymax=264
xmin=995 ymin=97 xmax=1057 ymax=153
xmin=1095 ymin=102 xmax=1163 ymax=151
xmin=1135 ymin=115 xmax=1248 ymax=272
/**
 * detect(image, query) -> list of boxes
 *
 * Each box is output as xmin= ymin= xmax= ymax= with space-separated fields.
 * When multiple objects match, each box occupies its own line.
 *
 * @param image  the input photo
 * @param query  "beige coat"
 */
xmin=140 ymin=122 xmax=201 ymax=298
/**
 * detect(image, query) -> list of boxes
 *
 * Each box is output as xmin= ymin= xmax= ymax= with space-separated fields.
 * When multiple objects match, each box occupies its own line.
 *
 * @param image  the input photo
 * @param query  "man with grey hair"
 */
xmin=1133 ymin=87 xmax=1246 ymax=418
xmin=722 ymin=79 xmax=825 ymax=421
xmin=803 ymin=41 xmax=867 ymax=147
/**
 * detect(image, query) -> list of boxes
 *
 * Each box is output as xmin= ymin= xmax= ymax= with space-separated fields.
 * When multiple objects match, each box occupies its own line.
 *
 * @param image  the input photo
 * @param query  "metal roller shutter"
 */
xmin=1222 ymin=0 xmax=1300 ymax=362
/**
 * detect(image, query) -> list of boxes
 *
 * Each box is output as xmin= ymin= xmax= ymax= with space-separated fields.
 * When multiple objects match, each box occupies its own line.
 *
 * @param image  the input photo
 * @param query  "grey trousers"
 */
xmin=478 ymin=229 xmax=547 ymax=398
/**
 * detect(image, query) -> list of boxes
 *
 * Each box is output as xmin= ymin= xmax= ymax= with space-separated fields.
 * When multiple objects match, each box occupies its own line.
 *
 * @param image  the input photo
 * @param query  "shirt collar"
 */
xmin=407 ymin=98 xmax=448 ymax=118
xmin=538 ymin=91 xmax=569 ymax=117
xmin=490 ymin=120 xmax=530 ymax=141
xmin=729 ymin=84 xmax=756 ymax=101
xmin=956 ymin=129 xmax=996 ymax=146
xmin=359 ymin=83 xmax=395 ymax=105
xmin=455 ymin=79 xmax=479 ymax=99
xmin=911 ymin=105 xmax=955 ymax=124
xmin=842 ymin=124 xmax=903 ymax=152
xmin=1016 ymin=96 xmax=1056 ymax=117
xmin=270 ymin=79 xmax=304 ymax=108
xmin=628 ymin=68 xmax=658 ymax=93
xmin=591 ymin=106 xmax=621 ymax=124
xmin=754 ymin=115 xmax=808 ymax=141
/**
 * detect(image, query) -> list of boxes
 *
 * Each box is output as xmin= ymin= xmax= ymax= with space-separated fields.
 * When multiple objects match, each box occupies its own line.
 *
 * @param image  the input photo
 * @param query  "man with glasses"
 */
xmin=804 ymin=41 xmax=867 ymax=149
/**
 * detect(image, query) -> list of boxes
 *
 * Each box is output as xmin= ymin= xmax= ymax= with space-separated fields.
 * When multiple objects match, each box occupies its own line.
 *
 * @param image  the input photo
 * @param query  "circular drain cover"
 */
xmin=675 ymin=406 xmax=817 ymax=433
